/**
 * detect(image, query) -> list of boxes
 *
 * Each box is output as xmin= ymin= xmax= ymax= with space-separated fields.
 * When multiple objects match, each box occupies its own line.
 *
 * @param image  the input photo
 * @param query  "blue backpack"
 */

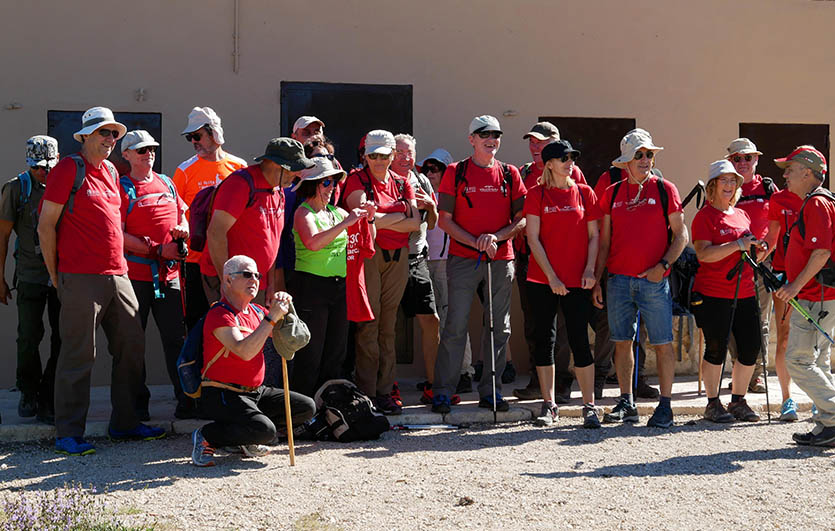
xmin=177 ymin=301 xmax=265 ymax=399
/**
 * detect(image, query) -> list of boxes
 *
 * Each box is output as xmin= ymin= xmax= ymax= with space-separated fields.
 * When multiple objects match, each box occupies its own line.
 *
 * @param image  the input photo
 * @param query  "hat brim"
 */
xmin=293 ymin=119 xmax=324 ymax=133
xmin=470 ymin=126 xmax=503 ymax=135
xmin=73 ymin=121 xmax=127 ymax=143
xmin=707 ymin=171 xmax=744 ymax=187
xmin=419 ymin=157 xmax=447 ymax=168
xmin=255 ymin=155 xmax=316 ymax=172
xmin=726 ymin=149 xmax=763 ymax=158
xmin=523 ymin=132 xmax=550 ymax=141
xmin=773 ymin=158 xmax=792 ymax=169
xmin=122 ymin=140 xmax=160 ymax=153
xmin=290 ymin=168 xmax=346 ymax=191
xmin=612 ymin=144 xmax=664 ymax=168
xmin=366 ymin=146 xmax=394 ymax=155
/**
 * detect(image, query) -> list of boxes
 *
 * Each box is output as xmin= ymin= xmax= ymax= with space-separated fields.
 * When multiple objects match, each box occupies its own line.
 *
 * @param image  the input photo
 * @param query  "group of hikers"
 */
xmin=3 ymin=104 xmax=834 ymax=466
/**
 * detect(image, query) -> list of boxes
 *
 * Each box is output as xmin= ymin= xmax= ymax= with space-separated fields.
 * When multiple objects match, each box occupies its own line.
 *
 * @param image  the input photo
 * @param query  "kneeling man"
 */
xmin=191 ymin=255 xmax=315 ymax=466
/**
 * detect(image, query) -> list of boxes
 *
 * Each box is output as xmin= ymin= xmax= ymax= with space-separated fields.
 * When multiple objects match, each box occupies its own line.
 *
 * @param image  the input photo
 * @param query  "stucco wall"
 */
xmin=0 ymin=0 xmax=832 ymax=387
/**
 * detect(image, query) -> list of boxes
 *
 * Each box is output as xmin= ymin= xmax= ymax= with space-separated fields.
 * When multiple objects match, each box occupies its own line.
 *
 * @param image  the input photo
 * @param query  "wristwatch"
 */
xmin=659 ymin=258 xmax=670 ymax=271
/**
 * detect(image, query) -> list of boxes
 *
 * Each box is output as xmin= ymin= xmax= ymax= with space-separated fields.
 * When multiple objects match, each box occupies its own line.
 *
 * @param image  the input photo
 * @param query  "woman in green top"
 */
xmin=291 ymin=157 xmax=374 ymax=396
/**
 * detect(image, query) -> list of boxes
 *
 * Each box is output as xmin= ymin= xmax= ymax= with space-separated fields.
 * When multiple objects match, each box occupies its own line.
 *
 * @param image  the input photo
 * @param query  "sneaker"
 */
xmin=431 ymin=393 xmax=451 ymax=414
xmin=420 ymin=388 xmax=434 ymax=405
xmin=451 ymin=394 xmax=461 ymax=405
xmin=534 ymin=403 xmax=558 ymax=426
xmin=583 ymin=405 xmax=601 ymax=429
xmin=647 ymin=404 xmax=674 ymax=428
xmin=728 ymin=399 xmax=760 ymax=422
xmin=703 ymin=400 xmax=734 ymax=423
xmin=390 ymin=382 xmax=403 ymax=407
xmin=792 ymin=430 xmax=815 ymax=446
xmin=779 ymin=398 xmax=799 ymax=422
xmin=513 ymin=383 xmax=541 ymax=400
xmin=241 ymin=444 xmax=271 ymax=457
xmin=416 ymin=380 xmax=431 ymax=391
xmin=603 ymin=398 xmax=639 ymax=423
xmin=634 ymin=378 xmax=660 ymax=399
xmin=808 ymin=425 xmax=835 ymax=447
xmin=811 ymin=404 xmax=819 ymax=417
xmin=478 ymin=393 xmax=510 ymax=412
xmin=501 ymin=361 xmax=517 ymax=384
xmin=108 ymin=423 xmax=166 ymax=441
xmin=473 ymin=361 xmax=483 ymax=382
xmin=456 ymin=373 xmax=473 ymax=394
xmin=748 ymin=376 xmax=767 ymax=394
xmin=18 ymin=394 xmax=37 ymax=418
xmin=191 ymin=428 xmax=216 ymax=467
xmin=375 ymin=394 xmax=402 ymax=416
xmin=55 ymin=436 xmax=96 ymax=456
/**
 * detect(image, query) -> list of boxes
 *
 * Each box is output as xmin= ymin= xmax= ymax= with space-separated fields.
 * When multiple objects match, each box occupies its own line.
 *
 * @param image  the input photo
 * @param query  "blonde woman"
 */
xmin=525 ymin=140 xmax=601 ymax=428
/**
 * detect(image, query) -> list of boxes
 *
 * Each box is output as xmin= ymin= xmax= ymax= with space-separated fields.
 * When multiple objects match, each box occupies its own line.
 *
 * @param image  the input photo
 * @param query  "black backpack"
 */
xmin=301 ymin=379 xmax=390 ymax=442
xmin=669 ymin=246 xmax=700 ymax=315
xmin=786 ymin=187 xmax=835 ymax=287
xmin=737 ymin=176 xmax=778 ymax=203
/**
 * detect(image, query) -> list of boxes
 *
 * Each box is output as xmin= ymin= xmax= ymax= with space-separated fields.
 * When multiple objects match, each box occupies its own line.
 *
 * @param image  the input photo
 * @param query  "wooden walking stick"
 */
xmin=282 ymin=357 xmax=295 ymax=466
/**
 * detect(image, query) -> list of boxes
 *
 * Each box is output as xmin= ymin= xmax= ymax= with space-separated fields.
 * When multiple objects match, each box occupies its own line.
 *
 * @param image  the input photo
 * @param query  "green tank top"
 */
xmin=293 ymin=202 xmax=348 ymax=277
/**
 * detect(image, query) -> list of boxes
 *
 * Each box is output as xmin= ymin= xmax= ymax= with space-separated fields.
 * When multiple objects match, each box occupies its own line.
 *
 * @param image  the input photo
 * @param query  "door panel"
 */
xmin=738 ymin=123 xmax=830 ymax=189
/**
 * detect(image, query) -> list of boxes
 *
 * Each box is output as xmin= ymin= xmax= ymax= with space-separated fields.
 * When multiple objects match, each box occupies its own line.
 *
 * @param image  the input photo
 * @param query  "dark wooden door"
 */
xmin=738 ymin=123 xmax=830 ymax=189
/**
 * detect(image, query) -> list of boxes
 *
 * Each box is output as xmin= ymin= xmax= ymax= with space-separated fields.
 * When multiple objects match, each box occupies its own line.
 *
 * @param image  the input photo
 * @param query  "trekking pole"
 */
xmin=633 ymin=312 xmax=640 ymax=391
xmin=281 ymin=357 xmax=295 ymax=466
xmin=485 ymin=254 xmax=497 ymax=424
xmin=745 ymin=249 xmax=772 ymax=423
xmin=719 ymin=257 xmax=745 ymax=394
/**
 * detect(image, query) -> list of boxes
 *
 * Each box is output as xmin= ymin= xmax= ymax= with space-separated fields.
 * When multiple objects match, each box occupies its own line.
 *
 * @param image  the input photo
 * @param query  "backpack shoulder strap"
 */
xmin=762 ymin=176 xmax=777 ymax=199
xmin=454 ymin=159 xmax=472 ymax=208
xmin=102 ymin=160 xmax=119 ymax=184
xmin=66 ymin=154 xmax=87 ymax=214
xmin=608 ymin=167 xmax=623 ymax=214
xmin=359 ymin=168 xmax=375 ymax=203
xmin=158 ymin=173 xmax=177 ymax=198
xmin=235 ymin=168 xmax=258 ymax=208
xmin=18 ymin=171 xmax=31 ymax=206
xmin=520 ymin=162 xmax=534 ymax=180
xmin=655 ymin=175 xmax=672 ymax=243
xmin=119 ymin=176 xmax=138 ymax=215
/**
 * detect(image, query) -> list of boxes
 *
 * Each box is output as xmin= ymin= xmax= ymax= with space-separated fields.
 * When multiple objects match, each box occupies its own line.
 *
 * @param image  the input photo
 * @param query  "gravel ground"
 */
xmin=1 ymin=417 xmax=833 ymax=530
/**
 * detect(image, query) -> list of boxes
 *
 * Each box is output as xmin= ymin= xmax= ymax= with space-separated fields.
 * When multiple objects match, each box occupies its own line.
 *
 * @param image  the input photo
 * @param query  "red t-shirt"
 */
xmin=736 ymin=175 xmax=772 ymax=240
xmin=785 ymin=195 xmax=835 ymax=301
xmin=598 ymin=174 xmax=682 ymax=277
xmin=202 ymin=300 xmax=266 ymax=387
xmin=524 ymin=183 xmax=599 ymax=287
xmin=120 ymin=174 xmax=187 ymax=282
xmin=691 ymin=205 xmax=755 ymax=299
xmin=346 ymin=218 xmax=375 ymax=322
xmin=199 ymin=165 xmax=285 ymax=289
xmin=438 ymin=158 xmax=527 ymax=261
xmin=767 ymin=189 xmax=803 ymax=271
xmin=343 ymin=168 xmax=415 ymax=250
xmin=42 ymin=155 xmax=126 ymax=275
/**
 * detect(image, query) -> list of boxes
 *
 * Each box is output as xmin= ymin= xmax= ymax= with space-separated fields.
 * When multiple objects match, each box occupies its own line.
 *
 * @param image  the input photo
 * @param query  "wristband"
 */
xmin=263 ymin=315 xmax=277 ymax=326
xmin=736 ymin=239 xmax=745 ymax=251
xmin=368 ymin=217 xmax=375 ymax=224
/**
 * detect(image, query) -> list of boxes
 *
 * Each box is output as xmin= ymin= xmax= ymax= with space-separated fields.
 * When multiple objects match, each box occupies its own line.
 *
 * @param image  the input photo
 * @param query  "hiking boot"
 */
xmin=375 ymin=394 xmax=402 ymax=415
xmin=748 ymin=376 xmax=767 ymax=394
xmin=192 ymin=428 xmax=216 ymax=467
xmin=808 ymin=426 xmax=835 ymax=447
xmin=634 ymin=377 xmax=660 ymax=399
xmin=728 ymin=399 xmax=760 ymax=422
xmin=501 ymin=361 xmax=517 ymax=384
xmin=55 ymin=436 xmax=95 ymax=456
xmin=108 ymin=423 xmax=166 ymax=441
xmin=18 ymin=394 xmax=37 ymax=418
xmin=431 ymin=394 xmax=451 ymax=414
xmin=792 ymin=430 xmax=815 ymax=446
xmin=647 ymin=403 xmax=674 ymax=428
xmin=473 ymin=361 xmax=483 ymax=382
xmin=390 ymin=382 xmax=403 ymax=407
xmin=456 ymin=373 xmax=473 ymax=394
xmin=534 ymin=403 xmax=558 ymax=427
xmin=779 ymin=398 xmax=798 ymax=422
xmin=583 ymin=405 xmax=601 ymax=429
xmin=416 ymin=380 xmax=431 ymax=391
xmin=420 ymin=388 xmax=433 ymax=405
xmin=174 ymin=399 xmax=198 ymax=420
xmin=478 ymin=393 xmax=510 ymax=412
xmin=603 ymin=398 xmax=638 ymax=423
xmin=703 ymin=400 xmax=734 ymax=423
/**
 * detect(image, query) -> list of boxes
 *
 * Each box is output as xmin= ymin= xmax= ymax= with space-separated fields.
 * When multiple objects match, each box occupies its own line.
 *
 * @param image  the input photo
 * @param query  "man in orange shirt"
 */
xmin=172 ymin=107 xmax=247 ymax=330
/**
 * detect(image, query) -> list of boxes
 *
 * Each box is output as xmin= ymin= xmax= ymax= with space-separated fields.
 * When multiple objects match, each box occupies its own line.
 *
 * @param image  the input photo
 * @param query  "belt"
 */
xmin=202 ymin=380 xmax=260 ymax=393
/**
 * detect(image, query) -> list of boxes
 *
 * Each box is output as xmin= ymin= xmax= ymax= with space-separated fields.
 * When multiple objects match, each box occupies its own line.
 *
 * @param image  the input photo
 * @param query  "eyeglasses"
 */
xmin=97 ymin=129 xmax=120 ymax=139
xmin=476 ymin=131 xmax=502 ymax=140
xmin=312 ymin=153 xmax=335 ymax=161
xmin=633 ymin=150 xmax=654 ymax=160
xmin=135 ymin=146 xmax=156 ymax=155
xmin=231 ymin=271 xmax=262 ymax=280
xmin=717 ymin=177 xmax=739 ymax=185
xmin=185 ymin=128 xmax=211 ymax=143
xmin=732 ymin=154 xmax=755 ymax=163
xmin=561 ymin=154 xmax=578 ymax=163
xmin=367 ymin=153 xmax=391 ymax=160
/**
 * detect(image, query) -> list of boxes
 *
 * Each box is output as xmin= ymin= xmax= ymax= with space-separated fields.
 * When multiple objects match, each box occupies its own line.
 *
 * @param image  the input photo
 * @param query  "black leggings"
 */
xmin=694 ymin=294 xmax=761 ymax=366
xmin=526 ymin=282 xmax=594 ymax=368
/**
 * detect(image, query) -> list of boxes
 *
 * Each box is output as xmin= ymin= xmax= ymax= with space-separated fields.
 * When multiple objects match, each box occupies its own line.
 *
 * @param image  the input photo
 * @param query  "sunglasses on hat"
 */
xmin=476 ymin=131 xmax=502 ymax=140
xmin=633 ymin=150 xmax=654 ymax=161
xmin=732 ymin=154 xmax=755 ymax=163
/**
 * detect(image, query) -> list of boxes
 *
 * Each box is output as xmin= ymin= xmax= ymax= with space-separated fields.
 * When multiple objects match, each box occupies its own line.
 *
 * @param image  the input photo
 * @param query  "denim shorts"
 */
xmin=606 ymin=273 xmax=673 ymax=345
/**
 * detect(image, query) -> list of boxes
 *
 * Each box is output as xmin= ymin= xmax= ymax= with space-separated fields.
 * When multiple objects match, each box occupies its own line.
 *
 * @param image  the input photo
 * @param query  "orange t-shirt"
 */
xmin=172 ymin=152 xmax=247 ymax=263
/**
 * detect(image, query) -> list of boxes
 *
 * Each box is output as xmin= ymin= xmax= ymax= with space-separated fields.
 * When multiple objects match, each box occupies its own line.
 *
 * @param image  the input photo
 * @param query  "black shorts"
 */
xmin=401 ymin=254 xmax=436 ymax=317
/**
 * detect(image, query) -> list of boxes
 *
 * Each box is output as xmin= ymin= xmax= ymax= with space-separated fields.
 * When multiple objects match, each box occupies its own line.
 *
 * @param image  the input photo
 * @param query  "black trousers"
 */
xmin=16 ymin=281 xmax=61 ymax=409
xmin=199 ymin=385 xmax=316 ymax=447
xmin=288 ymin=271 xmax=349 ymax=397
xmin=526 ymin=282 xmax=594 ymax=368
xmin=183 ymin=262 xmax=209 ymax=332
xmin=694 ymin=294 xmax=761 ymax=366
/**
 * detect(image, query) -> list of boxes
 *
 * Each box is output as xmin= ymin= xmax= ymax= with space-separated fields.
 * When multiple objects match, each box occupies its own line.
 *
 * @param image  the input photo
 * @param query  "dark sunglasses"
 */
xmin=423 ymin=164 xmax=443 ymax=174
xmin=561 ymin=153 xmax=578 ymax=163
xmin=476 ymin=131 xmax=502 ymax=140
xmin=367 ymin=153 xmax=390 ymax=160
xmin=312 ymin=153 xmax=335 ymax=161
xmin=97 ymin=129 xmax=120 ymax=139
xmin=732 ymin=154 xmax=755 ymax=163
xmin=633 ymin=150 xmax=654 ymax=160
xmin=308 ymin=140 xmax=323 ymax=148
xmin=320 ymin=178 xmax=335 ymax=188
xmin=231 ymin=271 xmax=262 ymax=280
xmin=135 ymin=146 xmax=156 ymax=155
xmin=185 ymin=128 xmax=211 ymax=142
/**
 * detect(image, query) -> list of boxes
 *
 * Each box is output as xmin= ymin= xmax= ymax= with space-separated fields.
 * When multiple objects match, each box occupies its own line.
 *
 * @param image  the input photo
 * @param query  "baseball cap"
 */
xmin=523 ymin=122 xmax=560 ymax=141
xmin=364 ymin=130 xmax=396 ymax=155
xmin=774 ymin=146 xmax=828 ymax=175
xmin=292 ymin=116 xmax=325 ymax=134
xmin=181 ymin=107 xmax=225 ymax=145
xmin=121 ymin=130 xmax=159 ymax=153
xmin=541 ymin=140 xmax=580 ymax=164
xmin=469 ymin=115 xmax=502 ymax=135
xmin=26 ymin=135 xmax=59 ymax=168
